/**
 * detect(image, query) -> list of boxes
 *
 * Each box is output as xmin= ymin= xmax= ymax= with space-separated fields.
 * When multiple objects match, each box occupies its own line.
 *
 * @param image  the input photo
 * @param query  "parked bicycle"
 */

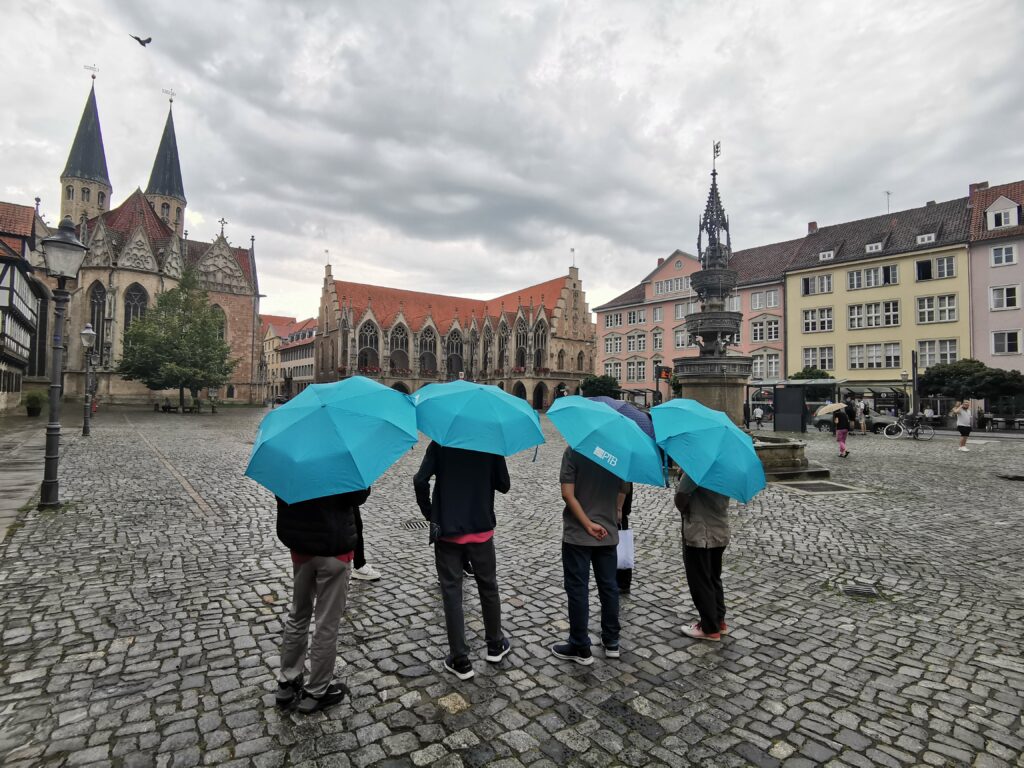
xmin=882 ymin=414 xmax=934 ymax=440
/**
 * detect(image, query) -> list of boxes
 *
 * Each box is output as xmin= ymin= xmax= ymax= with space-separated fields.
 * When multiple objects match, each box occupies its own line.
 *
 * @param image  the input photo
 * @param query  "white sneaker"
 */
xmin=958 ymin=447 xmax=970 ymax=452
xmin=351 ymin=564 xmax=381 ymax=581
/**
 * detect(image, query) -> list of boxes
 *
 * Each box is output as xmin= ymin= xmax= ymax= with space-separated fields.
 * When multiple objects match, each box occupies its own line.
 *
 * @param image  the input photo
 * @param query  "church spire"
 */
xmin=61 ymin=81 xmax=113 ymax=224
xmin=145 ymin=101 xmax=187 ymax=236
xmin=697 ymin=141 xmax=731 ymax=270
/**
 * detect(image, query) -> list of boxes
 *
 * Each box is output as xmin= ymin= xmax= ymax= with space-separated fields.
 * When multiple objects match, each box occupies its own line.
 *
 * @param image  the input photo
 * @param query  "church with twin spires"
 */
xmin=40 ymin=81 xmax=262 ymax=404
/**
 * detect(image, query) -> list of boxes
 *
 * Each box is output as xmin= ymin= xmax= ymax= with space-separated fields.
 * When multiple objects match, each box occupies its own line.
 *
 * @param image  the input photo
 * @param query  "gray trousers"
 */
xmin=435 ymin=539 xmax=503 ymax=661
xmin=279 ymin=556 xmax=351 ymax=696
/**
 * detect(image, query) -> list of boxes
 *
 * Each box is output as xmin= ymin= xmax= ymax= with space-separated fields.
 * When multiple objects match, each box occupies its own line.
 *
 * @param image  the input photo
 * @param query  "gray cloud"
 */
xmin=3 ymin=0 xmax=1023 ymax=317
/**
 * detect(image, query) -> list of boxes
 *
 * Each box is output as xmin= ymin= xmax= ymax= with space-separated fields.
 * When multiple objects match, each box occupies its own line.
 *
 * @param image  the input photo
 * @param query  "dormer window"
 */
xmin=916 ymin=233 xmax=936 ymax=244
xmin=993 ymin=210 xmax=1015 ymax=228
xmin=866 ymin=243 xmax=882 ymax=253
xmin=818 ymin=250 xmax=834 ymax=261
xmin=986 ymin=197 xmax=1019 ymax=229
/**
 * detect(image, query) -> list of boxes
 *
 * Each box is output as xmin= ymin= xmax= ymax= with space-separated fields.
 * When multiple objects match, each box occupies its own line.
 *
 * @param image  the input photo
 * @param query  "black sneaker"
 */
xmin=275 ymin=675 xmax=303 ymax=708
xmin=296 ymin=682 xmax=347 ymax=714
xmin=603 ymin=644 xmax=620 ymax=659
xmin=485 ymin=638 xmax=511 ymax=663
xmin=443 ymin=655 xmax=475 ymax=680
xmin=550 ymin=643 xmax=593 ymax=666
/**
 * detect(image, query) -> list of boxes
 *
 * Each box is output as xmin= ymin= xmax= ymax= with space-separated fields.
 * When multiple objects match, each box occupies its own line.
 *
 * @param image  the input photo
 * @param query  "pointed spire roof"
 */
xmin=146 ymin=105 xmax=186 ymax=202
xmin=697 ymin=166 xmax=733 ymax=268
xmin=62 ymin=84 xmax=110 ymax=185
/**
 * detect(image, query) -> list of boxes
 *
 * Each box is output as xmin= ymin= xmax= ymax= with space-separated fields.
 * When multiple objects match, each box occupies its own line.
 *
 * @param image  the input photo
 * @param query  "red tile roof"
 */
xmin=87 ymin=188 xmax=175 ymax=257
xmin=333 ymin=276 xmax=568 ymax=332
xmin=969 ymin=181 xmax=1024 ymax=242
xmin=0 ymin=202 xmax=34 ymax=238
xmin=260 ymin=314 xmax=297 ymax=338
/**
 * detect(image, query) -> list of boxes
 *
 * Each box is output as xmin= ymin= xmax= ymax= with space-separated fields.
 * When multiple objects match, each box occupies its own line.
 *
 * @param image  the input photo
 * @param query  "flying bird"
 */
xmin=129 ymin=34 xmax=152 ymax=47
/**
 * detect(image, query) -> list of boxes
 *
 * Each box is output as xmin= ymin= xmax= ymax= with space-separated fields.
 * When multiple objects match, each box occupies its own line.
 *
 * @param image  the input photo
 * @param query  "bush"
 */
xmin=24 ymin=390 xmax=47 ymax=410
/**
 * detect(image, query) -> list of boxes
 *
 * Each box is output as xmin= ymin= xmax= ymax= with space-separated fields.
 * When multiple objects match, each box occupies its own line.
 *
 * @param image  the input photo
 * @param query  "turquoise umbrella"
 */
xmin=413 ymin=380 xmax=544 ymax=456
xmin=245 ymin=376 xmax=418 ymax=504
xmin=652 ymin=399 xmax=766 ymax=503
xmin=547 ymin=396 xmax=664 ymax=485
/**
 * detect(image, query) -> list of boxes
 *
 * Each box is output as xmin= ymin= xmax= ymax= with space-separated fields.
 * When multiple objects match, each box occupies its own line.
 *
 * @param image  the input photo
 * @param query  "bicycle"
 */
xmin=882 ymin=414 xmax=934 ymax=440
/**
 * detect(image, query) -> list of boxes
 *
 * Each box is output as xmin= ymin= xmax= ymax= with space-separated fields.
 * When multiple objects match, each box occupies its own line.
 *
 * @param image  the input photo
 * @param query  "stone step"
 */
xmin=764 ymin=464 xmax=832 ymax=482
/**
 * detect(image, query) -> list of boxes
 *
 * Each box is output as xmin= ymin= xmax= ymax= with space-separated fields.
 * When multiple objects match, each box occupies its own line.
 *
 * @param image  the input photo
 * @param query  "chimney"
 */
xmin=808 ymin=221 xmax=818 ymax=235
xmin=657 ymin=257 xmax=664 ymax=266
xmin=969 ymin=181 xmax=989 ymax=194
xmin=926 ymin=200 xmax=936 ymax=207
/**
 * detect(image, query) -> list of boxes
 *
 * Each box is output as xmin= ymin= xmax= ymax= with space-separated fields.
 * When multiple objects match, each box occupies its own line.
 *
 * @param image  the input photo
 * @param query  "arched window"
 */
xmin=211 ymin=305 xmax=226 ymax=340
xmin=357 ymin=321 xmax=379 ymax=370
xmin=482 ymin=326 xmax=493 ymax=374
xmin=389 ymin=324 xmax=409 ymax=372
xmin=497 ymin=323 xmax=509 ymax=371
xmin=446 ymin=329 xmax=464 ymax=378
xmin=175 ymin=207 xmax=182 ymax=223
xmin=515 ymin=318 xmax=528 ymax=369
xmin=468 ymin=329 xmax=478 ymax=377
xmin=123 ymin=283 xmax=148 ymax=331
xmin=88 ymin=281 xmax=107 ymax=356
xmin=533 ymin=320 xmax=548 ymax=369
xmin=81 ymin=187 xmax=91 ymax=203
xmin=160 ymin=202 xmax=170 ymax=221
xmin=98 ymin=191 xmax=106 ymax=209
xmin=577 ymin=351 xmax=584 ymax=371
xmin=66 ymin=186 xmax=74 ymax=200
xmin=420 ymin=326 xmax=437 ymax=374
xmin=557 ymin=349 xmax=566 ymax=370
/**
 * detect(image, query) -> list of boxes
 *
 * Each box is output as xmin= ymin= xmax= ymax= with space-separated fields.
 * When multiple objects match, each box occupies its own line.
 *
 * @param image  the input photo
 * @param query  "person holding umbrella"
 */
xmin=675 ymin=474 xmax=730 ymax=641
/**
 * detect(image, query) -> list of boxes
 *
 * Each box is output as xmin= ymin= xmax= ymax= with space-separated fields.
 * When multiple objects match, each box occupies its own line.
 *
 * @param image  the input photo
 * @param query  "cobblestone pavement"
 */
xmin=1 ymin=407 xmax=1022 ymax=768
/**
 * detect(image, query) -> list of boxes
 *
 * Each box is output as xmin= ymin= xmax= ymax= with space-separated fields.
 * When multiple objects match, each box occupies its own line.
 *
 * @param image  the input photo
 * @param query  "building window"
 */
xmin=88 ymin=281 xmax=107 ymax=355
xmin=726 ymin=295 xmax=741 ymax=312
xmin=916 ymin=260 xmax=933 ymax=280
xmin=175 ymin=207 xmax=182 ymax=223
xmin=577 ymin=351 xmax=584 ymax=371
xmin=991 ymin=286 xmax=1020 ymax=310
xmin=936 ymin=256 xmax=955 ymax=279
xmin=752 ymin=356 xmax=764 ymax=378
xmin=124 ymin=283 xmax=148 ymax=331
xmin=675 ymin=259 xmax=682 ymax=269
xmin=653 ymin=331 xmax=663 ymax=351
xmin=766 ymin=289 xmax=779 ymax=308
xmin=992 ymin=246 xmax=1017 ymax=266
xmin=161 ymin=202 xmax=170 ymax=220
xmin=767 ymin=353 xmax=780 ymax=377
xmin=751 ymin=292 xmax=764 ymax=310
xmin=652 ymin=307 xmax=663 ymax=322
xmin=66 ymin=185 xmax=74 ymax=200
xmin=98 ymin=191 xmax=106 ymax=208
xmin=849 ymin=343 xmax=895 ymax=369
xmin=848 ymin=270 xmax=863 ymax=290
xmin=936 ymin=295 xmax=957 ymax=321
xmin=420 ymin=326 xmax=438 ymax=373
xmin=674 ymin=330 xmax=686 ymax=349
xmin=916 ymin=233 xmax=936 ymax=244
xmin=751 ymin=321 xmax=765 ymax=342
xmin=802 ymin=307 xmax=833 ymax=333
xmin=818 ymin=250 xmax=834 ymax=261
xmin=625 ymin=361 xmax=647 ymax=381
xmin=604 ymin=312 xmax=622 ymax=328
xmin=674 ymin=303 xmax=686 ymax=320
xmin=801 ymin=274 xmax=832 ymax=296
xmin=802 ymin=346 xmax=834 ymax=370
xmin=884 ymin=342 xmax=901 ymax=368
xmin=993 ymin=331 xmax=1021 ymax=354
xmin=883 ymin=300 xmax=900 ymax=326
xmin=766 ymin=319 xmax=779 ymax=340
xmin=603 ymin=361 xmax=622 ymax=379
xmin=81 ymin=187 xmax=91 ymax=203
xmin=604 ymin=335 xmax=622 ymax=354
xmin=849 ymin=304 xmax=864 ymax=329
xmin=865 ymin=242 xmax=882 ymax=253
xmin=626 ymin=309 xmax=646 ymax=325
xmin=866 ymin=265 xmax=899 ymax=287
xmin=389 ymin=325 xmax=409 ymax=371
xmin=993 ymin=210 xmax=1015 ymax=228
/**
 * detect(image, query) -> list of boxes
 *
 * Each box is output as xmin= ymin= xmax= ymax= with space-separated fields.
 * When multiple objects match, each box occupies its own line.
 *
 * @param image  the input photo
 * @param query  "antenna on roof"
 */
xmin=84 ymin=64 xmax=99 ymax=80
xmin=324 ymin=249 xmax=330 ymax=266
xmin=162 ymin=87 xmax=176 ymax=104
xmin=571 ymin=247 xmax=575 ymax=267
xmin=885 ymin=191 xmax=891 ymax=214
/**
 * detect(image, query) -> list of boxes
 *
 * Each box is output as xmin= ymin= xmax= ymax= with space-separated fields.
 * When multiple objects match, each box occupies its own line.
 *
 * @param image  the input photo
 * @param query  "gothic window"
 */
xmin=515 ymin=318 xmax=528 ymax=369
xmin=66 ymin=186 xmax=74 ymax=200
xmin=123 ymin=283 xmax=148 ymax=331
xmin=420 ymin=326 xmax=437 ymax=374
xmin=175 ymin=207 xmax=182 ymax=223
xmin=211 ymin=305 xmax=226 ymax=340
xmin=533 ymin=320 xmax=548 ymax=369
xmin=446 ymin=329 xmax=464 ymax=378
xmin=577 ymin=351 xmax=584 ymax=371
xmin=497 ymin=323 xmax=509 ymax=370
xmin=357 ymin=321 xmax=380 ymax=370
xmin=161 ymin=202 xmax=170 ymax=220
xmin=468 ymin=329 xmax=478 ymax=377
xmin=88 ymin=281 xmax=107 ymax=355
xmin=81 ymin=187 xmax=91 ymax=203
xmin=98 ymin=191 xmax=106 ymax=209
xmin=482 ymin=326 xmax=493 ymax=373
xmin=389 ymin=324 xmax=409 ymax=372
xmin=557 ymin=349 xmax=566 ymax=370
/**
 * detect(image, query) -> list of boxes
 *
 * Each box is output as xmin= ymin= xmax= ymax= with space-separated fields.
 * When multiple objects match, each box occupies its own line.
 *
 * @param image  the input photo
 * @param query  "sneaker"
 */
xmin=443 ymin=655 xmax=475 ymax=680
xmin=719 ymin=622 xmax=729 ymax=635
xmin=296 ymin=682 xmax=347 ymax=714
xmin=275 ymin=675 xmax=303 ymax=708
xmin=550 ymin=643 xmax=594 ymax=665
xmin=463 ymin=560 xmax=475 ymax=577
xmin=841 ymin=451 xmax=850 ymax=458
xmin=603 ymin=644 xmax=620 ymax=658
xmin=351 ymin=564 xmax=381 ymax=581
xmin=681 ymin=622 xmax=721 ymax=642
xmin=484 ymin=638 xmax=511 ymax=663
xmin=958 ymin=447 xmax=970 ymax=452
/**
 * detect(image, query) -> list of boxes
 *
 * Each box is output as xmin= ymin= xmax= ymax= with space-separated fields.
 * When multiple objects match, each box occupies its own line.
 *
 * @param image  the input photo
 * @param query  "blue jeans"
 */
xmin=562 ymin=542 xmax=619 ymax=648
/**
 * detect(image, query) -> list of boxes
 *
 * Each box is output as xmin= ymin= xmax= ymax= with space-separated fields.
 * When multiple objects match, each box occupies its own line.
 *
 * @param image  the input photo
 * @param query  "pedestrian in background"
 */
xmin=752 ymin=405 xmax=764 ymax=430
xmin=413 ymin=441 xmax=512 ymax=680
xmin=834 ymin=406 xmax=850 ymax=458
xmin=616 ymin=483 xmax=635 ymax=595
xmin=552 ymin=447 xmax=628 ymax=665
xmin=275 ymin=488 xmax=370 ymax=713
xmin=856 ymin=398 xmax=867 ymax=435
xmin=676 ymin=471 xmax=730 ymax=641
xmin=349 ymin=510 xmax=382 ymax=582
xmin=953 ymin=400 xmax=973 ymax=452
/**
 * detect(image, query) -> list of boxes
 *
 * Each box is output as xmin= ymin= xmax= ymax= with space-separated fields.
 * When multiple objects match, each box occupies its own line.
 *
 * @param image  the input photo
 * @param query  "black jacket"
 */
xmin=413 ymin=442 xmax=510 ymax=537
xmin=276 ymin=488 xmax=371 ymax=557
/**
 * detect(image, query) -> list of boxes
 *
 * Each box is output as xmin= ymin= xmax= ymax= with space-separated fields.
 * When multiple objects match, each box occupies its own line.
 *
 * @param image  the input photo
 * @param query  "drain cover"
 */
xmin=774 ymin=480 xmax=865 ymax=494
xmin=841 ymin=584 xmax=881 ymax=598
xmin=402 ymin=519 xmax=430 ymax=530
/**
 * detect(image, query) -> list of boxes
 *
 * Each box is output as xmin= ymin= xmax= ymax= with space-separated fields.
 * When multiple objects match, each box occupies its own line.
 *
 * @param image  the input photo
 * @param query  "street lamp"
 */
xmin=39 ymin=215 xmax=88 ymax=509
xmin=81 ymin=322 xmax=96 ymax=436
xmin=900 ymin=369 xmax=909 ymax=415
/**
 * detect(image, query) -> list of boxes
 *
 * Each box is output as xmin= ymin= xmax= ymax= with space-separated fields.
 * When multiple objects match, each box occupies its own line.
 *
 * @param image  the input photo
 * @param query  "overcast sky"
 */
xmin=3 ymin=1 xmax=1022 ymax=317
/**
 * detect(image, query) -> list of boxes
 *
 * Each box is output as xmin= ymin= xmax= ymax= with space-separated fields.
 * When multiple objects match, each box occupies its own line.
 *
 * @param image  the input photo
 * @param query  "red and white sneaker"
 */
xmin=719 ymin=622 xmax=729 ymax=635
xmin=682 ymin=622 xmax=721 ymax=641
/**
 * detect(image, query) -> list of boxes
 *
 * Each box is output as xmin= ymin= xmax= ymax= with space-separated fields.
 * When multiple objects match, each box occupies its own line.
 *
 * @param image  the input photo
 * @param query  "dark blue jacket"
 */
xmin=413 ymin=442 xmax=510 ymax=537
xmin=276 ymin=488 xmax=370 ymax=557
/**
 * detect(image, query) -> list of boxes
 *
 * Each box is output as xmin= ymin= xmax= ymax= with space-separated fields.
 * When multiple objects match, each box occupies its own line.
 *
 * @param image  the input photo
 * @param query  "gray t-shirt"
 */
xmin=559 ymin=448 xmax=629 ymax=547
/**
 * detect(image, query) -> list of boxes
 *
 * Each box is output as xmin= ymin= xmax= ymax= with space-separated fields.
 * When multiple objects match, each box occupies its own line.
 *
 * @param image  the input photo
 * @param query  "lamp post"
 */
xmin=900 ymin=369 xmax=909 ymax=415
xmin=81 ymin=322 xmax=96 ymax=436
xmin=39 ymin=215 xmax=88 ymax=509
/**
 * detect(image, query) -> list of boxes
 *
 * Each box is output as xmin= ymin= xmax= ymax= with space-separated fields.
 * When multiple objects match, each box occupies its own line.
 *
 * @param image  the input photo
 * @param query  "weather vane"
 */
xmin=713 ymin=141 xmax=721 ymax=170
xmin=162 ymin=87 xmax=176 ymax=104
xmin=84 ymin=64 xmax=99 ymax=80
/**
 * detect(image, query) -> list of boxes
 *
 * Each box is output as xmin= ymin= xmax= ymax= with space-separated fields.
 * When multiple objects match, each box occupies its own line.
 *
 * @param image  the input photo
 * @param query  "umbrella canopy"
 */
xmin=815 ymin=402 xmax=847 ymax=416
xmin=586 ymin=395 xmax=655 ymax=438
xmin=413 ymin=380 xmax=544 ymax=456
xmin=652 ymin=399 xmax=766 ymax=503
xmin=245 ymin=376 xmax=418 ymax=504
xmin=547 ymin=396 xmax=664 ymax=485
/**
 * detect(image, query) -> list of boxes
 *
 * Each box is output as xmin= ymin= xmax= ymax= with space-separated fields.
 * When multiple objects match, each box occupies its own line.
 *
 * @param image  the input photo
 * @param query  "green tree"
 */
xmin=788 ymin=366 xmax=835 ymax=400
xmin=117 ymin=269 xmax=238 ymax=409
xmin=919 ymin=358 xmax=1024 ymax=400
xmin=579 ymin=374 xmax=620 ymax=398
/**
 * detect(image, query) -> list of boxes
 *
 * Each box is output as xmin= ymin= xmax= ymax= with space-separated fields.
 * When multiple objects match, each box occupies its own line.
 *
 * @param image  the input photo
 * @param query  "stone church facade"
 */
xmin=315 ymin=264 xmax=596 ymax=408
xmin=29 ymin=83 xmax=261 ymax=404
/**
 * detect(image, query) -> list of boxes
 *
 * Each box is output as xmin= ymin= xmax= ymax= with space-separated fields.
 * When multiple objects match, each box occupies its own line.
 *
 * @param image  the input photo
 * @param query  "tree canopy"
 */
xmin=117 ymin=269 xmax=237 ymax=405
xmin=788 ymin=366 xmax=835 ymax=399
xmin=918 ymin=359 xmax=1024 ymax=400
xmin=579 ymin=374 xmax=620 ymax=398
xmin=788 ymin=366 xmax=834 ymax=381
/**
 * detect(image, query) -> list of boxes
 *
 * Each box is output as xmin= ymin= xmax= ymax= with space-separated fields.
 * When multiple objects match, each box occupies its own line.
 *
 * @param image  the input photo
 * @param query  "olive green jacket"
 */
xmin=674 ymin=472 xmax=730 ymax=548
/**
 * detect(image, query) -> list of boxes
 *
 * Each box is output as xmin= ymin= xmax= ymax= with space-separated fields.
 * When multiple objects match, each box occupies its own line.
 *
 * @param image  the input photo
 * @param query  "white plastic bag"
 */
xmin=616 ymin=528 xmax=635 ymax=570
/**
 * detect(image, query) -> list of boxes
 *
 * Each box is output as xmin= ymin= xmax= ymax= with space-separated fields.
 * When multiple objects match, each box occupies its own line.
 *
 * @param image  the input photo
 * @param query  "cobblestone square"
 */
xmin=1 ymin=408 xmax=1022 ymax=767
